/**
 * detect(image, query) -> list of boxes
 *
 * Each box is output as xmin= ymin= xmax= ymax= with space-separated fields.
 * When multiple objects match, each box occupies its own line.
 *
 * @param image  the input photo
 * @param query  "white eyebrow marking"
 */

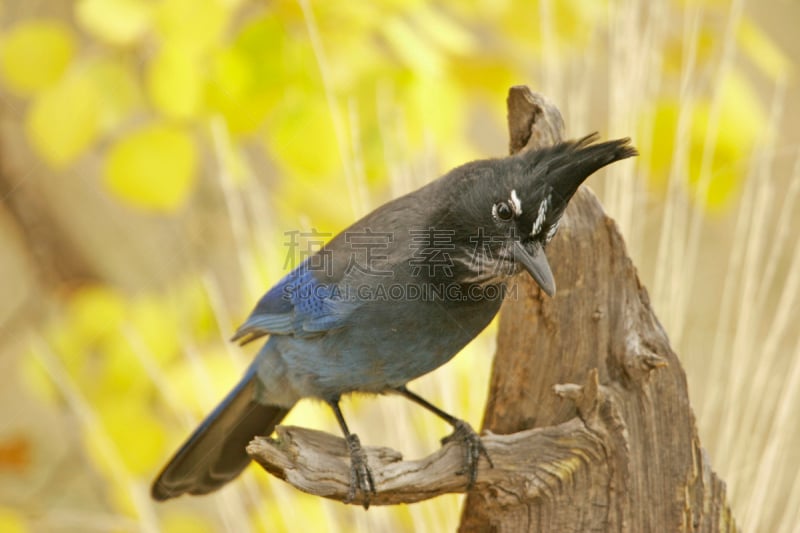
xmin=510 ymin=189 xmax=522 ymax=216
xmin=531 ymin=194 xmax=550 ymax=236
xmin=545 ymin=220 xmax=559 ymax=242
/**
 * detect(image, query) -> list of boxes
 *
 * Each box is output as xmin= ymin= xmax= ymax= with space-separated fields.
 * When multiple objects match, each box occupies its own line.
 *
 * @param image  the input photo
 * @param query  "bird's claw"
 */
xmin=441 ymin=419 xmax=493 ymax=489
xmin=344 ymin=434 xmax=376 ymax=509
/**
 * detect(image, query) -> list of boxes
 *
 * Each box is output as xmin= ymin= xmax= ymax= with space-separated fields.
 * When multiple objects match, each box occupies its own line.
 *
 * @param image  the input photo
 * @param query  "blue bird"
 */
xmin=151 ymin=134 xmax=637 ymax=506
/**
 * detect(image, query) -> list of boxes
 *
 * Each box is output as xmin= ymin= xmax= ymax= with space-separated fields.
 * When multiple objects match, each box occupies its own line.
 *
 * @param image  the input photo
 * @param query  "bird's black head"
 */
xmin=439 ymin=134 xmax=637 ymax=295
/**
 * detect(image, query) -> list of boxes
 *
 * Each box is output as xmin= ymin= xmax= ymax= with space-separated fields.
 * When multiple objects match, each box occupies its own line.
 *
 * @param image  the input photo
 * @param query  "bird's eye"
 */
xmin=493 ymin=201 xmax=514 ymax=221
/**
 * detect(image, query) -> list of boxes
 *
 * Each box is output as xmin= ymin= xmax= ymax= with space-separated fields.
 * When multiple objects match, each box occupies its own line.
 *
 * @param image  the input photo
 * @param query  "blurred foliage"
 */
xmin=0 ymin=19 xmax=74 ymax=95
xmin=0 ymin=0 xmax=788 ymax=212
xmin=0 ymin=0 xmax=792 ymax=530
xmin=0 ymin=506 xmax=28 ymax=533
xmin=645 ymin=70 xmax=767 ymax=209
xmin=638 ymin=3 xmax=791 ymax=210
xmin=22 ymin=282 xmax=215 ymax=476
xmin=104 ymin=122 xmax=197 ymax=211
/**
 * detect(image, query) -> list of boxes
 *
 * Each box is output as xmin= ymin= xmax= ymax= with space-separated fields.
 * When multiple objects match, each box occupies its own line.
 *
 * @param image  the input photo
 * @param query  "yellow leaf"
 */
xmin=412 ymin=4 xmax=475 ymax=55
xmin=264 ymin=96 xmax=340 ymax=177
xmin=206 ymin=51 xmax=270 ymax=135
xmin=104 ymin=123 xmax=197 ymax=212
xmin=92 ymin=341 xmax=152 ymax=402
xmin=75 ymin=0 xmax=153 ymax=46
xmin=25 ymin=74 xmax=99 ymax=167
xmin=128 ymin=293 xmax=181 ymax=364
xmin=688 ymin=71 xmax=765 ymax=209
xmin=382 ymin=17 xmax=443 ymax=75
xmin=644 ymin=71 xmax=765 ymax=210
xmin=710 ymin=71 xmax=765 ymax=152
xmin=68 ymin=285 xmax=127 ymax=343
xmin=0 ymin=19 xmax=74 ymax=95
xmin=44 ymin=323 xmax=88 ymax=377
xmin=174 ymin=276 xmax=217 ymax=339
xmin=737 ymin=18 xmax=792 ymax=80
xmin=205 ymin=14 xmax=289 ymax=135
xmin=0 ymin=507 xmax=28 ymax=533
xmin=162 ymin=350 xmax=240 ymax=414
xmin=146 ymin=44 xmax=203 ymax=119
xmin=452 ymin=55 xmax=517 ymax=101
xmin=155 ymin=0 xmax=228 ymax=53
xmin=647 ymin=100 xmax=680 ymax=179
xmin=404 ymin=75 xmax=467 ymax=165
xmin=161 ymin=512 xmax=216 ymax=533
xmin=87 ymin=398 xmax=166 ymax=475
xmin=552 ymin=0 xmax=608 ymax=48
xmin=663 ymin=28 xmax=717 ymax=75
xmin=208 ymin=48 xmax=251 ymax=102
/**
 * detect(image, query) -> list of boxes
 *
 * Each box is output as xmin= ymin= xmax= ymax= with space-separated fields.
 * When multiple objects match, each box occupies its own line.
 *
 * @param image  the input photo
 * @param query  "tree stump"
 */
xmin=458 ymin=86 xmax=736 ymax=532
xmin=247 ymin=87 xmax=737 ymax=532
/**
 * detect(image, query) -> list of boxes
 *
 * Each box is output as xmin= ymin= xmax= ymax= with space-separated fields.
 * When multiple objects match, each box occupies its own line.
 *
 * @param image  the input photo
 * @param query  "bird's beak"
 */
xmin=513 ymin=241 xmax=556 ymax=297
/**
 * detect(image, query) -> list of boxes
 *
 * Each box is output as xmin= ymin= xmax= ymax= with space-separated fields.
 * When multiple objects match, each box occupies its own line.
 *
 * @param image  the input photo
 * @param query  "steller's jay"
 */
xmin=151 ymin=133 xmax=637 ymax=506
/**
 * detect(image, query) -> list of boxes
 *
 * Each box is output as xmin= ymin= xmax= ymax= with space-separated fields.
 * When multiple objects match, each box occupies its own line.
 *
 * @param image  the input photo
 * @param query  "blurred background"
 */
xmin=0 ymin=0 xmax=798 ymax=531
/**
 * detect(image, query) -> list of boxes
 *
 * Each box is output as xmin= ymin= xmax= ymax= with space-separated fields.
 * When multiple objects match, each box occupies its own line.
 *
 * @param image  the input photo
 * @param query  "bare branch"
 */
xmin=247 ymin=410 xmax=605 ymax=506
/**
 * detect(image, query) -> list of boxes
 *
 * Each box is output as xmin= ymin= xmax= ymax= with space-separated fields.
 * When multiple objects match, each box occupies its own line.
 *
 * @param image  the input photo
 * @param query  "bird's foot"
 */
xmin=441 ymin=419 xmax=493 ymax=489
xmin=344 ymin=433 xmax=376 ymax=509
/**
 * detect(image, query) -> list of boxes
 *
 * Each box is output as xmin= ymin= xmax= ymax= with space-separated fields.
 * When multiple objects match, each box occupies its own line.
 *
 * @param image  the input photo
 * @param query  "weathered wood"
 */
xmin=246 ymin=87 xmax=737 ymax=532
xmin=458 ymin=86 xmax=736 ymax=532
xmin=247 ymin=402 xmax=607 ymax=506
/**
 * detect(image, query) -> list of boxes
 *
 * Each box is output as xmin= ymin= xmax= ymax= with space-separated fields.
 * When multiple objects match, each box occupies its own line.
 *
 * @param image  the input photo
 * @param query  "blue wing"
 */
xmin=231 ymin=261 xmax=355 ymax=344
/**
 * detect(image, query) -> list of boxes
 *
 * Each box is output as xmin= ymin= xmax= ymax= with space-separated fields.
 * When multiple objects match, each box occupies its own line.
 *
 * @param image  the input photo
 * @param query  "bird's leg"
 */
xmin=394 ymin=386 xmax=493 ymax=489
xmin=327 ymin=399 xmax=376 ymax=509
